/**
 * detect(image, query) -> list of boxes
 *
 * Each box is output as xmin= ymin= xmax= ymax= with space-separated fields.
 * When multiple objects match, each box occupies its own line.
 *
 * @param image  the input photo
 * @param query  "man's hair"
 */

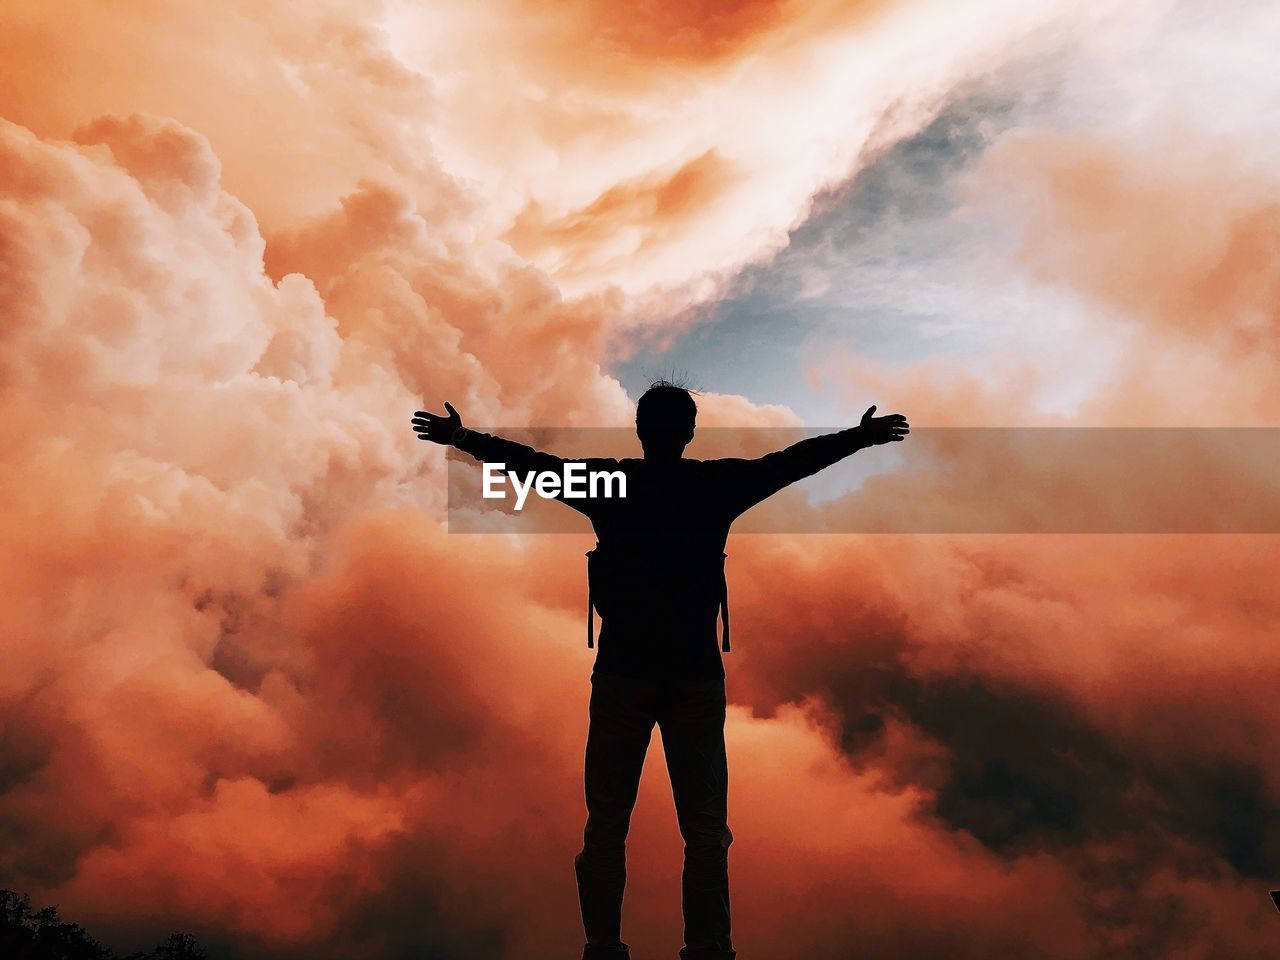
xmin=636 ymin=378 xmax=698 ymax=431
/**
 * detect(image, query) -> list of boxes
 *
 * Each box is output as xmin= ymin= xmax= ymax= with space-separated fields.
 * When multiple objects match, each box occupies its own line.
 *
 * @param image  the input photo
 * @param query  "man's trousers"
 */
xmin=574 ymin=672 xmax=736 ymax=960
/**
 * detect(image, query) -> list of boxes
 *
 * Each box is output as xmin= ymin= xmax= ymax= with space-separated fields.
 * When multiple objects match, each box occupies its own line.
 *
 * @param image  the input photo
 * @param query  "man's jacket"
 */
xmin=453 ymin=428 xmax=869 ymax=679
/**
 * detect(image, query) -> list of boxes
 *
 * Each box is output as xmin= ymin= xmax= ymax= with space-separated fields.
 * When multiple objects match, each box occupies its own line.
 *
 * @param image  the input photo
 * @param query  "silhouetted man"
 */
xmin=412 ymin=383 xmax=909 ymax=960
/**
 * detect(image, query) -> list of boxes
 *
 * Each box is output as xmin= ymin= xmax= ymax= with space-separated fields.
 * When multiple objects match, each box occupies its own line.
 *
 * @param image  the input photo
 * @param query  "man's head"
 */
xmin=635 ymin=379 xmax=697 ymax=459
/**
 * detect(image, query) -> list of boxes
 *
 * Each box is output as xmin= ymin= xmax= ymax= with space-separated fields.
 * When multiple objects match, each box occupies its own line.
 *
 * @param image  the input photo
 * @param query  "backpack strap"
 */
xmin=585 ymin=547 xmax=596 ymax=648
xmin=719 ymin=552 xmax=730 ymax=653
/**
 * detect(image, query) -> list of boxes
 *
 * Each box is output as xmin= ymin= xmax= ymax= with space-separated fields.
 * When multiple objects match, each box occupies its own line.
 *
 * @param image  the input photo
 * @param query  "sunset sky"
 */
xmin=2 ymin=0 xmax=1280 ymax=957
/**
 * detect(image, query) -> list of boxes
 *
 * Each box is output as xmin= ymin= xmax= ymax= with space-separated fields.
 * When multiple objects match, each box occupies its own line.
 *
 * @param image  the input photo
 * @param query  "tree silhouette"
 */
xmin=143 ymin=933 xmax=207 ymax=960
xmin=1 ymin=890 xmax=206 ymax=960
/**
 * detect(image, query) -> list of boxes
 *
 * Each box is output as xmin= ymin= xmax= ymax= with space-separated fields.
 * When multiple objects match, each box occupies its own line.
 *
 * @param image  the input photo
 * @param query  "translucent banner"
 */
xmin=445 ymin=428 xmax=1280 ymax=533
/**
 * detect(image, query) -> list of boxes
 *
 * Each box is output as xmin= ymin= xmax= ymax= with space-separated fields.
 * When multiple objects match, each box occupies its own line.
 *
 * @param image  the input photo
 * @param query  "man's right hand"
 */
xmin=857 ymin=405 xmax=910 ymax=446
xmin=411 ymin=401 xmax=465 ymax=445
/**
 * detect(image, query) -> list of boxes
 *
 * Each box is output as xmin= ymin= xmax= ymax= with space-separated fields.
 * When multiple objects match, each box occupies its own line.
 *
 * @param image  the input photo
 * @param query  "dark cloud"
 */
xmin=802 ymin=644 xmax=1280 ymax=880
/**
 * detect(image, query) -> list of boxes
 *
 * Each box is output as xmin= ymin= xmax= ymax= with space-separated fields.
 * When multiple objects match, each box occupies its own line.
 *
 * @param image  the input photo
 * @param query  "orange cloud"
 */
xmin=0 ymin=108 xmax=819 ymax=957
xmin=510 ymin=0 xmax=796 ymax=66
xmin=4 ymin=3 xmax=1280 ymax=958
xmin=977 ymin=130 xmax=1280 ymax=425
xmin=503 ymin=150 xmax=741 ymax=289
xmin=987 ymin=131 xmax=1280 ymax=354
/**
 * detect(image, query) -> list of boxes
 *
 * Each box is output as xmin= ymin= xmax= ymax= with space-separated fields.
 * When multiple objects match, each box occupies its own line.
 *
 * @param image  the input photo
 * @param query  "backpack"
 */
xmin=584 ymin=542 xmax=730 ymax=652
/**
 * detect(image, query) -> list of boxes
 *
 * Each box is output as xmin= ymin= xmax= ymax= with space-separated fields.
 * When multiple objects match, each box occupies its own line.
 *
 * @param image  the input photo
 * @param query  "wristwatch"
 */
xmin=450 ymin=425 xmax=470 ymax=446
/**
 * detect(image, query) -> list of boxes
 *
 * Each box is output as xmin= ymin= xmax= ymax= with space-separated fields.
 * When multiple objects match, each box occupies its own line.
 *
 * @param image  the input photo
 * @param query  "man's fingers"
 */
xmin=411 ymin=403 xmax=459 ymax=421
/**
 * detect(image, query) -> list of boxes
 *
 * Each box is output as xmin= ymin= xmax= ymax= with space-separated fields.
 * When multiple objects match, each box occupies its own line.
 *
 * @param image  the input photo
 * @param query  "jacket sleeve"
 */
xmin=720 ymin=427 xmax=870 ymax=517
xmin=451 ymin=428 xmax=567 ymax=476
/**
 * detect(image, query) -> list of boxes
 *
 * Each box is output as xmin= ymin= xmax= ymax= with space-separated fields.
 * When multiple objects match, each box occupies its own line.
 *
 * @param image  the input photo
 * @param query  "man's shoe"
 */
xmin=582 ymin=942 xmax=630 ymax=959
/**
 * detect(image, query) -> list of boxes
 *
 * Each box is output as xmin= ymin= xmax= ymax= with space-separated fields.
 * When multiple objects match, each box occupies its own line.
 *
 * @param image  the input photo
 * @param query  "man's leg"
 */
xmin=576 ymin=673 xmax=657 ymax=959
xmin=658 ymin=678 xmax=735 ymax=960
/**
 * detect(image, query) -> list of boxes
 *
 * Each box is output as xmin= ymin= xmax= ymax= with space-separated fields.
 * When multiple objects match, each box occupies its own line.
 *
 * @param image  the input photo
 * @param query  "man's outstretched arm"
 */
xmin=726 ymin=405 xmax=909 ymax=515
xmin=411 ymin=401 xmax=567 ymax=475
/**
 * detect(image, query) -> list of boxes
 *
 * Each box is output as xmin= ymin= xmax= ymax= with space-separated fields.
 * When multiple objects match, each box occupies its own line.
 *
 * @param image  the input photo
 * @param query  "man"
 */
xmin=412 ymin=382 xmax=908 ymax=960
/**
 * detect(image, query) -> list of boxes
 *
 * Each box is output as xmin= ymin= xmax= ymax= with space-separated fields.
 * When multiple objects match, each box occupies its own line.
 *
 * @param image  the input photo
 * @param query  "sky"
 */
xmin=2 ymin=0 xmax=1280 ymax=957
